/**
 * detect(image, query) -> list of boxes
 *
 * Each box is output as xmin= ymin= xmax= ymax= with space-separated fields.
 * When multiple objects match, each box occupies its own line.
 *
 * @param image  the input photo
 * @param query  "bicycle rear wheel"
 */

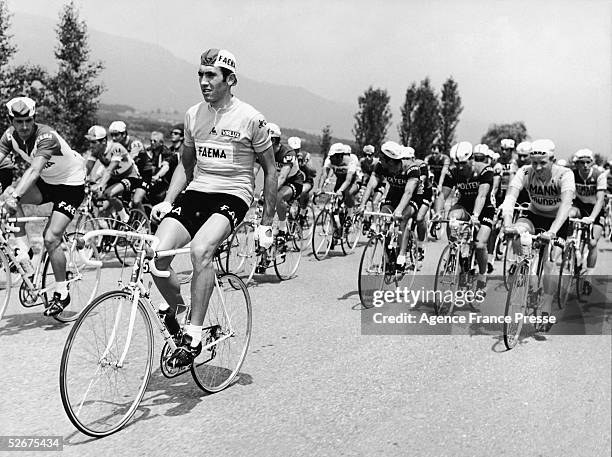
xmin=433 ymin=244 xmax=460 ymax=315
xmin=312 ymin=210 xmax=334 ymax=260
xmin=557 ymin=244 xmax=575 ymax=309
xmin=42 ymin=233 xmax=102 ymax=323
xmin=358 ymin=236 xmax=386 ymax=308
xmin=226 ymin=221 xmax=257 ymax=282
xmin=274 ymin=220 xmax=304 ymax=280
xmin=300 ymin=203 xmax=316 ymax=246
xmin=59 ymin=290 xmax=153 ymax=437
xmin=0 ymin=251 xmax=13 ymax=321
xmin=191 ymin=273 xmax=252 ymax=393
xmin=342 ymin=213 xmax=363 ymax=254
xmin=503 ymin=260 xmax=530 ymax=350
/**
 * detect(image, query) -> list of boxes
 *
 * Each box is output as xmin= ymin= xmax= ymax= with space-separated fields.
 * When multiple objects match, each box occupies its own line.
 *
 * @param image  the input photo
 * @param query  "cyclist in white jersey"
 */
xmin=568 ymin=148 xmax=606 ymax=280
xmin=501 ymin=139 xmax=575 ymax=328
xmin=149 ymin=49 xmax=277 ymax=368
xmin=0 ymin=97 xmax=86 ymax=316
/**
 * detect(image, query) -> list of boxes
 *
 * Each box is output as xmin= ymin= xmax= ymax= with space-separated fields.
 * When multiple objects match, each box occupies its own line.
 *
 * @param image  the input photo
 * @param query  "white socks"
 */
xmin=55 ymin=281 xmax=69 ymax=299
xmin=184 ymin=324 xmax=202 ymax=346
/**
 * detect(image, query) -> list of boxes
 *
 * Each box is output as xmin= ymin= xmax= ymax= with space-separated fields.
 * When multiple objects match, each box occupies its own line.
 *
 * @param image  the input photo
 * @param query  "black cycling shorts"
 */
xmin=450 ymin=203 xmax=496 ymax=229
xmin=573 ymin=199 xmax=604 ymax=227
xmin=108 ymin=176 xmax=142 ymax=200
xmin=162 ymin=191 xmax=249 ymax=238
xmin=35 ymin=178 xmax=84 ymax=220
xmin=334 ymin=174 xmax=357 ymax=192
xmin=414 ymin=185 xmax=433 ymax=208
xmin=0 ymin=168 xmax=13 ymax=193
xmin=517 ymin=210 xmax=570 ymax=239
xmin=281 ymin=172 xmax=304 ymax=200
xmin=383 ymin=190 xmax=419 ymax=216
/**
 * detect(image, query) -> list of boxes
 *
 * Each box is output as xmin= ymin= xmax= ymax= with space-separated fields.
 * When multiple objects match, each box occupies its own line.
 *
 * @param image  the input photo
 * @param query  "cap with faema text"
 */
xmin=200 ymin=48 xmax=237 ymax=74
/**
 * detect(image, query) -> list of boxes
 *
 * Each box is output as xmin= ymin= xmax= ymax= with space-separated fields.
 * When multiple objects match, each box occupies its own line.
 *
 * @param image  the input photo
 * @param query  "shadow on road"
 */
xmin=0 ymin=310 xmax=68 ymax=336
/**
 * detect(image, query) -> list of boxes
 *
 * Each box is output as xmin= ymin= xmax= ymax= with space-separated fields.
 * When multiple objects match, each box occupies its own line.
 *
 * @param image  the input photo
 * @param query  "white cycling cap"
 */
xmin=381 ymin=141 xmax=404 ymax=160
xmin=85 ymin=125 xmax=107 ymax=141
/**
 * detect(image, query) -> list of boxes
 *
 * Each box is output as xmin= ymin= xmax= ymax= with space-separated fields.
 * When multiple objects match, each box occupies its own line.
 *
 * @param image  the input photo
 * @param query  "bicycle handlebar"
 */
xmin=364 ymin=211 xmax=394 ymax=218
xmin=82 ymin=229 xmax=170 ymax=278
xmin=569 ymin=217 xmax=593 ymax=226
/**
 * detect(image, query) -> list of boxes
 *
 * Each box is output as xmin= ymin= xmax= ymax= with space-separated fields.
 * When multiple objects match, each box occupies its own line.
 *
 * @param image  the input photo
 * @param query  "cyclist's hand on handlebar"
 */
xmin=4 ymin=196 xmax=18 ymax=214
xmin=581 ymin=216 xmax=594 ymax=225
xmin=151 ymin=201 xmax=173 ymax=222
xmin=470 ymin=215 xmax=480 ymax=225
xmin=540 ymin=230 xmax=556 ymax=241
xmin=392 ymin=209 xmax=404 ymax=220
xmin=504 ymin=225 xmax=519 ymax=235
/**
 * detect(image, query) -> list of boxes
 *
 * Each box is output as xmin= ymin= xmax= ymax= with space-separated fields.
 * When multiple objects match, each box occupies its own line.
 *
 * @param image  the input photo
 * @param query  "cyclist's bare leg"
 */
xmin=43 ymin=211 xmax=72 ymax=282
xmin=152 ymin=218 xmax=191 ymax=312
xmin=475 ymin=225 xmax=492 ymax=275
xmin=587 ymin=224 xmax=602 ymax=273
xmin=104 ymin=183 xmax=127 ymax=219
xmin=298 ymin=182 xmax=312 ymax=210
xmin=416 ymin=203 xmax=429 ymax=243
xmin=132 ymin=187 xmax=147 ymax=212
xmin=398 ymin=206 xmax=415 ymax=257
xmin=189 ymin=213 xmax=232 ymax=326
xmin=277 ymin=185 xmax=293 ymax=229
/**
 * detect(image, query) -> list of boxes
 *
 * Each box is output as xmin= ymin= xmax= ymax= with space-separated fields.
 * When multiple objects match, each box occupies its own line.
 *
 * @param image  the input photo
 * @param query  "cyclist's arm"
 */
xmin=163 ymin=144 xmax=194 ymax=204
xmin=438 ymin=157 xmax=450 ymax=190
xmin=591 ymin=190 xmax=605 ymax=220
xmin=336 ymin=169 xmax=354 ymax=193
xmin=257 ymin=146 xmax=278 ymax=226
xmin=277 ymin=164 xmax=291 ymax=188
xmin=501 ymin=186 xmax=520 ymax=226
xmin=12 ymin=156 xmax=47 ymax=198
xmin=359 ymin=173 xmax=380 ymax=210
xmin=549 ymin=190 xmax=574 ymax=235
xmin=153 ymin=161 xmax=170 ymax=181
xmin=317 ymin=167 xmax=330 ymax=192
xmin=473 ymin=183 xmax=491 ymax=219
xmin=395 ymin=178 xmax=419 ymax=215
xmin=491 ymin=174 xmax=500 ymax=197
xmin=98 ymin=160 xmax=119 ymax=189
xmin=84 ymin=156 xmax=97 ymax=177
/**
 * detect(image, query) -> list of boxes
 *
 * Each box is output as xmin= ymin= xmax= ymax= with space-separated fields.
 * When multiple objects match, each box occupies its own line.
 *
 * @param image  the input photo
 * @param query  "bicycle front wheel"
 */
xmin=503 ymin=260 xmax=530 ymax=350
xmin=42 ymin=233 xmax=102 ymax=323
xmin=342 ymin=213 xmax=363 ymax=254
xmin=191 ymin=273 xmax=252 ymax=393
xmin=433 ymin=244 xmax=460 ymax=316
xmin=557 ymin=244 xmax=575 ymax=309
xmin=0 ymin=251 xmax=13 ymax=321
xmin=357 ymin=236 xmax=386 ymax=308
xmin=114 ymin=209 xmax=151 ymax=266
xmin=60 ymin=290 xmax=154 ymax=437
xmin=274 ymin=220 xmax=304 ymax=280
xmin=312 ymin=210 xmax=334 ymax=261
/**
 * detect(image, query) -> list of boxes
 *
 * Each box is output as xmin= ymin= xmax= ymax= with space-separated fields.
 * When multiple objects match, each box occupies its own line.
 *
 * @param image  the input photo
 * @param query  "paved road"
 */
xmin=0 ymin=228 xmax=610 ymax=457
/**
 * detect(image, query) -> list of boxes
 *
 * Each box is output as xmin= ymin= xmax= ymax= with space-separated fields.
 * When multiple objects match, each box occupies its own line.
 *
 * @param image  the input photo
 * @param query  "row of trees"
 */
xmin=0 ymin=0 xmax=103 ymax=151
xmin=352 ymin=77 xmax=463 ymax=159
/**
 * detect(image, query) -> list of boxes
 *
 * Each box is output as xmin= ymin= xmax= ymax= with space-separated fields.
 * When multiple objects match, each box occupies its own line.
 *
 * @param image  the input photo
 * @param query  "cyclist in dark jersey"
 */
xmin=294 ymin=143 xmax=317 ymax=224
xmin=424 ymin=144 xmax=451 ymax=234
xmin=358 ymin=141 xmax=420 ymax=268
xmin=442 ymin=141 xmax=496 ymax=294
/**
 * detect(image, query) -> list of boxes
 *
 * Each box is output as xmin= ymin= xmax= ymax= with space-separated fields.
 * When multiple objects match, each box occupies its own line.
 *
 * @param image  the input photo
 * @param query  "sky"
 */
xmin=7 ymin=0 xmax=612 ymax=158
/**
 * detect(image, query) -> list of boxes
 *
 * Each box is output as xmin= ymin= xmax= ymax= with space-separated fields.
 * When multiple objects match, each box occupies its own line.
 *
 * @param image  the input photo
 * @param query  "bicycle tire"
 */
xmin=400 ymin=230 xmax=419 ymax=291
xmin=557 ymin=243 xmax=575 ymax=309
xmin=433 ymin=244 xmax=460 ymax=316
xmin=357 ymin=236 xmax=386 ymax=308
xmin=503 ymin=260 xmax=530 ymax=350
xmin=59 ymin=290 xmax=154 ymax=437
xmin=342 ymin=213 xmax=362 ymax=254
xmin=312 ymin=210 xmax=334 ymax=261
xmin=274 ymin=219 xmax=303 ymax=280
xmin=225 ymin=221 xmax=257 ymax=282
xmin=502 ymin=239 xmax=517 ymax=291
xmin=191 ymin=273 xmax=252 ymax=393
xmin=0 ymin=250 xmax=13 ymax=321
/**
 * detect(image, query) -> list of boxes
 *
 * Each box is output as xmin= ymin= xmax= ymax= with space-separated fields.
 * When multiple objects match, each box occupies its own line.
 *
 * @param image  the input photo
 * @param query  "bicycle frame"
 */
xmin=81 ymin=229 xmax=236 ymax=369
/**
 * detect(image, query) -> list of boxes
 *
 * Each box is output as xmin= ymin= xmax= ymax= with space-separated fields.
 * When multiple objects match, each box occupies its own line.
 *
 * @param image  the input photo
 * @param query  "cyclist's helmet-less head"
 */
xmin=329 ymin=142 xmax=346 ymax=165
xmin=574 ymin=148 xmax=594 ymax=168
xmin=109 ymin=120 xmax=128 ymax=140
xmin=403 ymin=146 xmax=415 ymax=160
xmin=267 ymin=122 xmax=281 ymax=145
xmin=530 ymin=139 xmax=555 ymax=174
xmin=473 ymin=144 xmax=489 ymax=162
xmin=381 ymin=141 xmax=404 ymax=163
xmin=500 ymin=138 xmax=515 ymax=155
xmin=453 ymin=141 xmax=473 ymax=163
xmin=363 ymin=145 xmax=375 ymax=156
xmin=288 ymin=136 xmax=301 ymax=150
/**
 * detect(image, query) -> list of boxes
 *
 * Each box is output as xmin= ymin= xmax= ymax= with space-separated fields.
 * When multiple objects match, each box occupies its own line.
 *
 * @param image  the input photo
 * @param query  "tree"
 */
xmin=50 ymin=1 xmax=104 ymax=151
xmin=353 ymin=86 xmax=391 ymax=151
xmin=410 ymin=78 xmax=440 ymax=159
xmin=439 ymin=77 xmax=463 ymax=155
xmin=320 ymin=124 xmax=332 ymax=157
xmin=480 ymin=122 xmax=528 ymax=152
xmin=0 ymin=0 xmax=16 ymax=71
xmin=398 ymin=83 xmax=417 ymax=146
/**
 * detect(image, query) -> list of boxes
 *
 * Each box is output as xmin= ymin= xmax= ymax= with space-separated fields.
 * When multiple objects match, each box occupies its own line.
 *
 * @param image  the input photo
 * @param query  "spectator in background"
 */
xmin=169 ymin=124 xmax=184 ymax=158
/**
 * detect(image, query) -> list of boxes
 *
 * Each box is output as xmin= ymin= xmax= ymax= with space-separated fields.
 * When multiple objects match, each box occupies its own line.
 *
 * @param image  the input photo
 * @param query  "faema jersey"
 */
xmin=373 ymin=159 xmax=420 ymax=199
xmin=443 ymin=163 xmax=494 ymax=210
xmin=508 ymin=164 xmax=575 ymax=217
xmin=184 ymin=97 xmax=271 ymax=205
xmin=275 ymin=144 xmax=299 ymax=178
xmin=573 ymin=167 xmax=607 ymax=205
xmin=0 ymin=123 xmax=85 ymax=185
xmin=85 ymin=142 xmax=139 ymax=179
xmin=323 ymin=154 xmax=359 ymax=179
xmin=493 ymin=159 xmax=518 ymax=191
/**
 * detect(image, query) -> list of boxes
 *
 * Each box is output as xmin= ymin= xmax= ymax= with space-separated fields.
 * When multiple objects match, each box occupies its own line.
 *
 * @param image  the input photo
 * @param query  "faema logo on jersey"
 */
xmin=195 ymin=142 xmax=233 ymax=162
